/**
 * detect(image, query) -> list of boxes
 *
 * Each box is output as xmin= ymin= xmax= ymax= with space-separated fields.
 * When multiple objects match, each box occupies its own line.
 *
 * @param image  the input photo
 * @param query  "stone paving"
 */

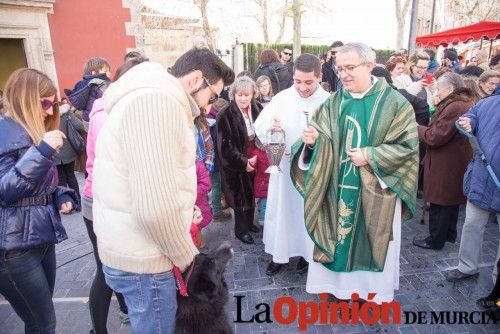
xmin=1 ymin=173 xmax=499 ymax=333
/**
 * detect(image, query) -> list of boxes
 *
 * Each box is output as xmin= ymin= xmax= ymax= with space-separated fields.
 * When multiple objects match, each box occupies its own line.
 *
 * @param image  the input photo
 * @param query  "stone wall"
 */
xmin=0 ymin=0 xmax=58 ymax=87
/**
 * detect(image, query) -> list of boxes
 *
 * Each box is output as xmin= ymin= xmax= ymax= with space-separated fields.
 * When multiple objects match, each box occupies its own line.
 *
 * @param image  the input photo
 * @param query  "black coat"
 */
xmin=321 ymin=59 xmax=341 ymax=91
xmin=254 ymin=62 xmax=292 ymax=94
xmin=216 ymin=101 xmax=262 ymax=213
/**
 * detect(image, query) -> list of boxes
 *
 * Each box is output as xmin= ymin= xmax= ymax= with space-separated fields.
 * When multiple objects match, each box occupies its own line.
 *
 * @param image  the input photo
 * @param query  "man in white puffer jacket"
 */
xmin=92 ymin=48 xmax=234 ymax=334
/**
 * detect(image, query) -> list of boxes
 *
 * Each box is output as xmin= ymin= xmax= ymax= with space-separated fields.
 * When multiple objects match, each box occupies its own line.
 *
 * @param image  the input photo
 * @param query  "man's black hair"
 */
xmin=443 ymin=48 xmax=458 ymax=62
xmin=124 ymin=51 xmax=142 ymax=62
xmin=293 ymin=53 xmax=321 ymax=77
xmin=460 ymin=65 xmax=484 ymax=78
xmin=169 ymin=47 xmax=235 ymax=86
xmin=371 ymin=66 xmax=393 ymax=84
xmin=330 ymin=41 xmax=344 ymax=48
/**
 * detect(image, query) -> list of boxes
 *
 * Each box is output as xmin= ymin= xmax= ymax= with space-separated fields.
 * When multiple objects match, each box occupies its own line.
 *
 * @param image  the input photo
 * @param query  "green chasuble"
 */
xmin=290 ymin=78 xmax=419 ymax=272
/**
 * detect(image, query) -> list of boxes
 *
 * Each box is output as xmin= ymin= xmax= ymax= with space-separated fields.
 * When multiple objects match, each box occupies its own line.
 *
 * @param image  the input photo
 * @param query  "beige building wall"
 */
xmin=123 ymin=0 xmax=207 ymax=68
xmin=0 ymin=0 xmax=58 ymax=87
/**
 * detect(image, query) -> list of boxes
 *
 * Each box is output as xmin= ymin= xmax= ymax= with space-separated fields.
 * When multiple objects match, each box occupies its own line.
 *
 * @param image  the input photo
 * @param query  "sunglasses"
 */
xmin=283 ymin=52 xmax=292 ymax=56
xmin=203 ymin=77 xmax=219 ymax=105
xmin=41 ymin=99 xmax=57 ymax=111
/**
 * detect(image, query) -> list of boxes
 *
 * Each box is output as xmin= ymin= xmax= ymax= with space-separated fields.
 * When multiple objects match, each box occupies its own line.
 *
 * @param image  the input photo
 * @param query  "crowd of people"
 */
xmin=0 ymin=40 xmax=499 ymax=333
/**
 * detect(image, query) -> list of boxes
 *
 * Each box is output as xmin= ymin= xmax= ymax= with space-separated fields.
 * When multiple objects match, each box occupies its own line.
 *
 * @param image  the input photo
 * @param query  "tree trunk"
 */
xmin=263 ymin=0 xmax=269 ymax=43
xmin=199 ymin=0 xmax=215 ymax=50
xmin=394 ymin=0 xmax=411 ymax=49
xmin=292 ymin=0 xmax=301 ymax=59
xmin=396 ymin=22 xmax=405 ymax=49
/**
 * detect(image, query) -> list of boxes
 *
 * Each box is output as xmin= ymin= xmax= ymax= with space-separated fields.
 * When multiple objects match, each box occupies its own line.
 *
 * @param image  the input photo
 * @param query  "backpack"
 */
xmin=266 ymin=62 xmax=292 ymax=93
xmin=64 ymin=112 xmax=86 ymax=154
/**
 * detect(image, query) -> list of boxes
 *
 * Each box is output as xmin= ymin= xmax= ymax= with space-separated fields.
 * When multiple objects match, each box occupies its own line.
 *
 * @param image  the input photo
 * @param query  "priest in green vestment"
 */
xmin=290 ymin=43 xmax=419 ymax=302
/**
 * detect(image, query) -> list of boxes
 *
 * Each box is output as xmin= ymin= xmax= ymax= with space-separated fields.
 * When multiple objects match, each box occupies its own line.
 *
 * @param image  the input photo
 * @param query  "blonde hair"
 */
xmin=406 ymin=50 xmax=430 ymax=74
xmin=2 ymin=68 xmax=59 ymax=144
xmin=228 ymin=76 xmax=259 ymax=101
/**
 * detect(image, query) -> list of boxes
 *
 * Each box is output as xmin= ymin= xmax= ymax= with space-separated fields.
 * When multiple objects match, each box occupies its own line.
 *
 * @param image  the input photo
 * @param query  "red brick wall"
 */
xmin=48 ymin=0 xmax=136 ymax=93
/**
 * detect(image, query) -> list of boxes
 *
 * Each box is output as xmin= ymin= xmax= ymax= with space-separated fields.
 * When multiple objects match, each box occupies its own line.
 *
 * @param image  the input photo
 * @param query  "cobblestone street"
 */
xmin=1 ymin=173 xmax=499 ymax=333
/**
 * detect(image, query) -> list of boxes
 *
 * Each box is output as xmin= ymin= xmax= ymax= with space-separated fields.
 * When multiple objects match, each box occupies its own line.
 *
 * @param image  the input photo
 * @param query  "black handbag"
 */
xmin=65 ymin=113 xmax=86 ymax=154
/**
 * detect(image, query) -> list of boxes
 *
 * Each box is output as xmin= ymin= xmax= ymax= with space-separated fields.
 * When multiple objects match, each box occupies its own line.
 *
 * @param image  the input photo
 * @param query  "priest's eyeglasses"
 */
xmin=335 ymin=63 xmax=366 ymax=74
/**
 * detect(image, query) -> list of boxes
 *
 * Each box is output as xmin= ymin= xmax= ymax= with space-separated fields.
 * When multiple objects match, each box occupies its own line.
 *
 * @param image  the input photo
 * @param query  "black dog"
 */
xmin=175 ymin=241 xmax=234 ymax=334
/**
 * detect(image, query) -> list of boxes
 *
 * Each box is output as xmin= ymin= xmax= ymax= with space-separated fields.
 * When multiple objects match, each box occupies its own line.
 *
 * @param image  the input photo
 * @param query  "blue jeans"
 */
xmin=209 ymin=171 xmax=222 ymax=215
xmin=0 ymin=245 xmax=56 ymax=334
xmin=103 ymin=265 xmax=177 ymax=334
xmin=258 ymin=197 xmax=267 ymax=223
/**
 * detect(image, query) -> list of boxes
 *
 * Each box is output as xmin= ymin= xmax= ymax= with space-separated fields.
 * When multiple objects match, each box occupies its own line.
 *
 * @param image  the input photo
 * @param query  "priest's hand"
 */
xmin=302 ymin=126 xmax=318 ymax=145
xmin=272 ymin=116 xmax=282 ymax=132
xmin=347 ymin=148 xmax=368 ymax=167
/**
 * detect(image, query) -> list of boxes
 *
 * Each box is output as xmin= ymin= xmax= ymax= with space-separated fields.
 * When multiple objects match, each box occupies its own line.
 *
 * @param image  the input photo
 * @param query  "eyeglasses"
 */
xmin=283 ymin=52 xmax=292 ymax=56
xmin=330 ymin=50 xmax=337 ymax=55
xmin=203 ymin=77 xmax=219 ymax=105
xmin=41 ymin=99 xmax=57 ymax=111
xmin=335 ymin=63 xmax=366 ymax=74
xmin=414 ymin=65 xmax=428 ymax=70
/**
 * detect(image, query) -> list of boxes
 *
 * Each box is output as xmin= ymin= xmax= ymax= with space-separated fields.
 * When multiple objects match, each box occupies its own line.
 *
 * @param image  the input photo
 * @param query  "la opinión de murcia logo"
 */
xmin=234 ymin=293 xmax=498 ymax=330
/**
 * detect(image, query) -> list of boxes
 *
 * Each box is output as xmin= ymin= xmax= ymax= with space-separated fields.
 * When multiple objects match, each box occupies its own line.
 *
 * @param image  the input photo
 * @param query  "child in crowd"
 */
xmin=65 ymin=57 xmax=111 ymax=122
xmin=193 ymin=160 xmax=211 ymax=248
xmin=193 ymin=112 xmax=214 ymax=247
xmin=207 ymin=99 xmax=232 ymax=221
xmin=250 ymin=138 xmax=270 ymax=225
xmin=256 ymin=75 xmax=274 ymax=107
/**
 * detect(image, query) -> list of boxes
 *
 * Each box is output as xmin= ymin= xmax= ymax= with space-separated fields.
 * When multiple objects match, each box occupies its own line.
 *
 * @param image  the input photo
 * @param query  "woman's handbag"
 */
xmin=65 ymin=113 xmax=86 ymax=154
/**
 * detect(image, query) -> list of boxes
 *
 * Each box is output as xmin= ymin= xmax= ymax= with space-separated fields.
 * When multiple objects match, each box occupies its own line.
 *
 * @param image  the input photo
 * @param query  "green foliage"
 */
xmin=243 ymin=42 xmax=395 ymax=72
xmin=375 ymin=49 xmax=396 ymax=64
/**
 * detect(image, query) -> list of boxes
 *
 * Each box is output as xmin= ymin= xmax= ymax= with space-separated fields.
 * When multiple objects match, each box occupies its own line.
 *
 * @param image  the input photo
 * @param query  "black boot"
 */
xmin=296 ymin=257 xmax=309 ymax=274
xmin=266 ymin=261 xmax=283 ymax=276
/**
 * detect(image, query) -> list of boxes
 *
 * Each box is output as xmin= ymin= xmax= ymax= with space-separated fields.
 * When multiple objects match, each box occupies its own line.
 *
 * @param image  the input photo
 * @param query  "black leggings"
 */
xmin=84 ymin=217 xmax=127 ymax=334
xmin=57 ymin=161 xmax=80 ymax=204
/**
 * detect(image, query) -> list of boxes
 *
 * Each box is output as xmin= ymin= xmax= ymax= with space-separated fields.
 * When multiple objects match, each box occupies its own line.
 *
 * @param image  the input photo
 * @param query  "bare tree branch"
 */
xmin=275 ymin=0 xmax=291 ymax=43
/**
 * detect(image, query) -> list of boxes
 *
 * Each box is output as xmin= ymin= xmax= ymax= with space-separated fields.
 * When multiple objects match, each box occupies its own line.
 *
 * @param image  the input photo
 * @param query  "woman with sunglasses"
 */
xmin=0 ymin=68 xmax=77 ymax=333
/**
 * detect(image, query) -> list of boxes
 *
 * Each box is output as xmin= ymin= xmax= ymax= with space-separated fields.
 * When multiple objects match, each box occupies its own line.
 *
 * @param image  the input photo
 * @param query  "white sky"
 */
xmin=207 ymin=0 xmax=405 ymax=49
xmin=142 ymin=0 xmax=407 ymax=49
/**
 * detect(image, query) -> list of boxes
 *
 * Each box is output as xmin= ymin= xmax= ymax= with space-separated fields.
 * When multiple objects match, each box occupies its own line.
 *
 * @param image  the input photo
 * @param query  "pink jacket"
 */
xmin=250 ymin=146 xmax=270 ymax=198
xmin=195 ymin=160 xmax=212 ymax=229
xmin=83 ymin=98 xmax=107 ymax=198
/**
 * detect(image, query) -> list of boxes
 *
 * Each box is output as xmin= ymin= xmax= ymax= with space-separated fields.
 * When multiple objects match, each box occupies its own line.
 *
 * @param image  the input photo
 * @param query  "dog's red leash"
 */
xmin=173 ymin=259 xmax=195 ymax=297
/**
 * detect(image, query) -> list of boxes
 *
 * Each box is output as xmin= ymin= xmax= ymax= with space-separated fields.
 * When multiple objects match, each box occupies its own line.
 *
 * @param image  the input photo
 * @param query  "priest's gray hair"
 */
xmin=437 ymin=72 xmax=464 ymax=91
xmin=337 ymin=43 xmax=376 ymax=64
xmin=229 ymin=75 xmax=259 ymax=101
